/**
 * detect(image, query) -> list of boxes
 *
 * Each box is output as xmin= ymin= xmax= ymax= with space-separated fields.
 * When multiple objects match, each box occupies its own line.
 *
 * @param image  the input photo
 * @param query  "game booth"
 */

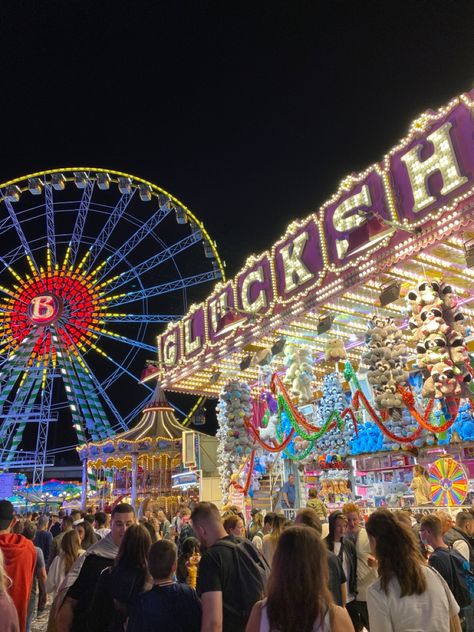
xmin=151 ymin=86 xmax=474 ymax=516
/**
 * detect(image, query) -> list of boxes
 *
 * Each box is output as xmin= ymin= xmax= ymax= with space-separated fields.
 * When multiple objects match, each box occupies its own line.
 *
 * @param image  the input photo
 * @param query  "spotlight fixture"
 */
xmin=379 ymin=281 xmax=402 ymax=307
xmin=51 ymin=173 xmax=66 ymax=191
xmin=210 ymin=370 xmax=221 ymax=384
xmin=5 ymin=185 xmax=21 ymax=202
xmin=96 ymin=173 xmax=111 ymax=190
xmin=28 ymin=178 xmax=43 ymax=195
xmin=118 ymin=177 xmax=132 ymax=194
xmin=317 ymin=314 xmax=334 ymax=335
xmin=463 ymin=237 xmax=474 ymax=268
xmin=271 ymin=337 xmax=286 ymax=356
xmin=138 ymin=183 xmax=152 ymax=201
xmin=73 ymin=172 xmax=88 ymax=189
xmin=239 ymin=355 xmax=252 ymax=371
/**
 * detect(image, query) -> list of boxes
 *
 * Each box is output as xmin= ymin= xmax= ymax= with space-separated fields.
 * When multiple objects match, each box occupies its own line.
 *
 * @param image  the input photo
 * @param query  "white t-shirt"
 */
xmin=367 ymin=564 xmax=459 ymax=632
xmin=258 ymin=600 xmax=330 ymax=632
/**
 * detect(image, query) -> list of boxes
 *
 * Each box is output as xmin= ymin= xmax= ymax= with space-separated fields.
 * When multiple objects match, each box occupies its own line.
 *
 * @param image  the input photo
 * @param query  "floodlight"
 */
xmin=379 ymin=281 xmax=402 ymax=307
xmin=239 ymin=355 xmax=252 ymax=371
xmin=317 ymin=314 xmax=333 ymax=334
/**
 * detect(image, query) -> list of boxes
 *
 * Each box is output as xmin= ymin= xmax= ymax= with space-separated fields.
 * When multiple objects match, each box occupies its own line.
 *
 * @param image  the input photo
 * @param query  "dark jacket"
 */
xmin=324 ymin=511 xmax=358 ymax=597
xmin=444 ymin=527 xmax=474 ymax=570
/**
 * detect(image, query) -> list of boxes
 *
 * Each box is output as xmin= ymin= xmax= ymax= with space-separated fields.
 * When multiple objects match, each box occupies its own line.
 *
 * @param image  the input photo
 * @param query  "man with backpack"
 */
xmin=421 ymin=514 xmax=474 ymax=631
xmin=191 ymin=502 xmax=269 ymax=632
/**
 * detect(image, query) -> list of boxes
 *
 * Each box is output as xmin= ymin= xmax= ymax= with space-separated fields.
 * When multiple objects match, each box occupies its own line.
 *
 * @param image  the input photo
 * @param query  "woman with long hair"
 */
xmin=262 ymin=514 xmax=286 ymax=567
xmin=88 ymin=523 xmax=153 ymax=632
xmin=246 ymin=526 xmax=351 ymax=631
xmin=324 ymin=511 xmax=358 ymax=628
xmin=176 ymin=536 xmax=201 ymax=585
xmin=0 ymin=549 xmax=19 ymax=632
xmin=410 ymin=465 xmax=431 ymax=506
xmin=74 ymin=518 xmax=98 ymax=550
xmin=365 ymin=509 xmax=461 ymax=632
xmin=46 ymin=529 xmax=84 ymax=597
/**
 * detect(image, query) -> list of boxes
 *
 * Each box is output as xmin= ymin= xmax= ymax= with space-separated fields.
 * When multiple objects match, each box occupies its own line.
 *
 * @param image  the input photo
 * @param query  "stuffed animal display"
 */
xmin=283 ymin=342 xmax=314 ymax=403
xmin=361 ymin=315 xmax=409 ymax=420
xmin=216 ymin=380 xmax=254 ymax=501
xmin=407 ymin=279 xmax=471 ymax=398
xmin=325 ymin=337 xmax=347 ymax=362
xmin=314 ymin=373 xmax=355 ymax=457
xmin=436 ymin=401 xmax=474 ymax=444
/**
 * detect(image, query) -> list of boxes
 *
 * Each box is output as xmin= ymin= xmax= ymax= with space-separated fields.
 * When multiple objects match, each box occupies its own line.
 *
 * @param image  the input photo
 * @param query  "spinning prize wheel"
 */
xmin=429 ymin=457 xmax=469 ymax=506
xmin=0 ymin=168 xmax=224 ymax=484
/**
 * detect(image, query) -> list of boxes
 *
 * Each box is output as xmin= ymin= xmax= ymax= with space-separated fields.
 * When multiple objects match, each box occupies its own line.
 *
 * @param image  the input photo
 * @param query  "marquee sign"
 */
xmin=157 ymin=89 xmax=474 ymax=378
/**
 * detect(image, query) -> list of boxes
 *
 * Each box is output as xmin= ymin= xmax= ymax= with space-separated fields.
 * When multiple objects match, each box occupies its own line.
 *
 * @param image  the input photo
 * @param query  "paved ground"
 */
xmin=30 ymin=600 xmax=51 ymax=632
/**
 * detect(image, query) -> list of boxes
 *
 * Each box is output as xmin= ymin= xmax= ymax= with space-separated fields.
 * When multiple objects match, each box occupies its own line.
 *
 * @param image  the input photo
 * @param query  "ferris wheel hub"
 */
xmin=27 ymin=294 xmax=63 ymax=325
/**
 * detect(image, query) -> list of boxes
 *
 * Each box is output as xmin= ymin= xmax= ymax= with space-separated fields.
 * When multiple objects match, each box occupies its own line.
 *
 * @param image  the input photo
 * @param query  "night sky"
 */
xmin=0 ymin=1 xmax=473 ymax=461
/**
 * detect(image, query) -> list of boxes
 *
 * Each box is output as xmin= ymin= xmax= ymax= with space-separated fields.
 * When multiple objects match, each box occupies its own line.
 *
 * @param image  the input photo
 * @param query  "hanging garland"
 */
xmin=244 ymin=416 xmax=296 ymax=453
xmin=397 ymin=385 xmax=456 ymax=434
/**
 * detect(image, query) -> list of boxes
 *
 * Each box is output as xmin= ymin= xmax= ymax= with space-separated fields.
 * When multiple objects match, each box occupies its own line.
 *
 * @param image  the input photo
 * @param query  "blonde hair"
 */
xmin=0 ymin=549 xmax=12 ymax=594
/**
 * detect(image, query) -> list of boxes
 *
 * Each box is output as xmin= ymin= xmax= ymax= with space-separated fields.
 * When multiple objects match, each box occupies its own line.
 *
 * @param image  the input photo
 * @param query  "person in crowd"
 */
xmin=443 ymin=510 xmax=474 ymax=565
xmin=262 ymin=514 xmax=285 ymax=567
xmin=56 ymin=503 xmax=136 ymax=632
xmin=249 ymin=511 xmax=264 ymax=551
xmin=343 ymin=502 xmax=377 ymax=630
xmin=93 ymin=512 xmax=110 ymax=538
xmin=324 ymin=511 xmax=358 ymax=629
xmin=178 ymin=508 xmax=196 ymax=553
xmin=366 ymin=509 xmax=461 ymax=632
xmin=281 ymin=474 xmax=296 ymax=510
xmin=392 ymin=510 xmax=412 ymax=529
xmin=223 ymin=514 xmax=245 ymax=538
xmin=48 ymin=515 xmax=74 ymax=570
xmin=88 ymin=523 xmax=152 ymax=631
xmin=0 ymin=501 xmax=36 ymax=632
xmin=410 ymin=465 xmax=432 ymax=506
xmin=247 ymin=509 xmax=262 ymax=540
xmin=307 ymin=487 xmax=328 ymax=522
xmin=70 ymin=511 xmax=82 ymax=523
xmin=157 ymin=509 xmax=171 ymax=540
xmin=140 ymin=520 xmax=158 ymax=544
xmin=246 ymin=525 xmax=352 ymax=631
xmin=50 ymin=513 xmax=62 ymax=538
xmin=420 ymin=513 xmax=473 ymax=630
xmin=34 ymin=516 xmax=53 ymax=564
xmin=295 ymin=507 xmax=348 ymax=607
xmin=74 ymin=518 xmax=98 ymax=550
xmin=46 ymin=529 xmax=84 ymax=598
xmin=0 ymin=549 xmax=19 ymax=632
xmin=192 ymin=501 xmax=268 ymax=632
xmin=22 ymin=522 xmax=47 ymax=632
xmin=128 ymin=539 xmax=201 ymax=632
xmin=177 ymin=536 xmax=201 ymax=584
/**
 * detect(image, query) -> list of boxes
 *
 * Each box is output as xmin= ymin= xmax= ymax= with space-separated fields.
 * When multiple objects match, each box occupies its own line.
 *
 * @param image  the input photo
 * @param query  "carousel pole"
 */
xmin=131 ymin=453 xmax=138 ymax=511
xmin=81 ymin=458 xmax=88 ymax=511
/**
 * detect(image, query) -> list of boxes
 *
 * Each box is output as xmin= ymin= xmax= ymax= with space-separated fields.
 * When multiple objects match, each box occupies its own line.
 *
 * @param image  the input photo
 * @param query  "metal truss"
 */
xmin=32 ymin=372 xmax=55 ymax=487
xmin=94 ymin=198 xmax=172 ymax=284
xmin=101 ymin=314 xmax=181 ymax=323
xmin=68 ymin=178 xmax=94 ymax=267
xmin=44 ymin=184 xmax=56 ymax=265
xmin=105 ymin=270 xmax=220 ymax=308
xmin=2 ymin=197 xmax=39 ymax=273
xmin=100 ymin=231 xmax=202 ymax=296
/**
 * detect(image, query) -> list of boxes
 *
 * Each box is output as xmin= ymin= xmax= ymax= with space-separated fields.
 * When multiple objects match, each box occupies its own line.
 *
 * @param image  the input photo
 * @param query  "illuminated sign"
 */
xmin=27 ymin=294 xmax=62 ymax=325
xmin=158 ymin=89 xmax=474 ymax=370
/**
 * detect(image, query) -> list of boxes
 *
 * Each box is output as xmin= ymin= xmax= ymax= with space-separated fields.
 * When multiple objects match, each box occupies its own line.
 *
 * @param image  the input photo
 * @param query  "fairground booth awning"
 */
xmin=152 ymin=87 xmax=474 ymax=398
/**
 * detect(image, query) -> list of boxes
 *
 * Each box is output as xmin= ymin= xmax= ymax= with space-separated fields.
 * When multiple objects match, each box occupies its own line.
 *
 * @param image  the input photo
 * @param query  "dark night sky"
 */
xmin=0 ymin=0 xmax=472 ymax=277
xmin=0 ymin=1 xmax=474 ymax=461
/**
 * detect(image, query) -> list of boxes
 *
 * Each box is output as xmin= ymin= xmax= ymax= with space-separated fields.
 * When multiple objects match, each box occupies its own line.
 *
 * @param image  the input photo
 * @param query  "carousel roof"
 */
xmin=116 ymin=383 xmax=184 ymax=442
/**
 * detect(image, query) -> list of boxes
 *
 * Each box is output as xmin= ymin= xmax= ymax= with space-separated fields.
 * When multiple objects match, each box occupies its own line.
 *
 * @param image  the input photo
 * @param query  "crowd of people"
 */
xmin=0 ymin=496 xmax=473 ymax=631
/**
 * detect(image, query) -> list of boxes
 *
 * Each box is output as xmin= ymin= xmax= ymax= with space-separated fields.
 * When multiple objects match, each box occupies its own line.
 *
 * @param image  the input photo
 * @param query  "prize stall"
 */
xmin=153 ymin=86 xmax=474 ymax=514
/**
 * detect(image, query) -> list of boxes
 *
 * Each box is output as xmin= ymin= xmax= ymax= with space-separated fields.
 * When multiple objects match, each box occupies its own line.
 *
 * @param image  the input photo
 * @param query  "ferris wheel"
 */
xmin=0 ymin=168 xmax=224 ymax=485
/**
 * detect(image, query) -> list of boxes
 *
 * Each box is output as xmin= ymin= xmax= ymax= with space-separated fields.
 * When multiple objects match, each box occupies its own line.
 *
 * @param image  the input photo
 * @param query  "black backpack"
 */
xmin=212 ymin=538 xmax=270 ymax=624
xmin=446 ymin=548 xmax=472 ymax=609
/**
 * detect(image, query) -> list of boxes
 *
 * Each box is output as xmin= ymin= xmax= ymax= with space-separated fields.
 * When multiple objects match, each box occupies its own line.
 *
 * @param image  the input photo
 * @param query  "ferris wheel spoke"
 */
xmin=67 ymin=178 xmax=94 ymax=268
xmin=2 ymin=197 xmax=40 ymax=274
xmin=122 ymin=393 xmax=154 ymax=426
xmin=102 ymin=270 xmax=220 ymax=308
xmin=92 ymin=196 xmax=173 ymax=284
xmin=0 ymin=245 xmax=23 ymax=272
xmin=64 ymin=321 xmax=156 ymax=353
xmin=100 ymin=314 xmax=182 ymax=324
xmin=98 ymin=231 xmax=202 ymax=296
xmin=84 ymin=190 xmax=136 ymax=272
xmin=44 ymin=184 xmax=57 ymax=266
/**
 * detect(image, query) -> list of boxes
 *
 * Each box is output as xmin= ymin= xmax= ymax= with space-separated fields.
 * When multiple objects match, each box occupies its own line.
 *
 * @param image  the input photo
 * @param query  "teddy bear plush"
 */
xmin=429 ymin=360 xmax=461 ymax=398
xmin=419 ymin=305 xmax=450 ymax=336
xmin=325 ymin=337 xmax=347 ymax=362
xmin=407 ymin=280 xmax=441 ymax=307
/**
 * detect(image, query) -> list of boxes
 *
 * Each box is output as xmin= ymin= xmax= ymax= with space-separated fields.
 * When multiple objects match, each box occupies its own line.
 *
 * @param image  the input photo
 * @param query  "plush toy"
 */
xmin=284 ymin=343 xmax=314 ymax=403
xmin=419 ymin=305 xmax=450 ymax=336
xmin=325 ymin=337 xmax=347 ymax=362
xmin=407 ymin=280 xmax=441 ymax=307
xmin=429 ymin=360 xmax=461 ymax=398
